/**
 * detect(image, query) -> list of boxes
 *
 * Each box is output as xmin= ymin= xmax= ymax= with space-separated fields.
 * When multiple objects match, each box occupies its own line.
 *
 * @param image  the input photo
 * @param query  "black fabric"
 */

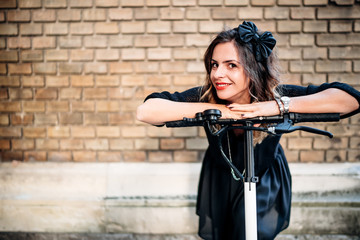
xmin=144 ymin=82 xmax=360 ymax=240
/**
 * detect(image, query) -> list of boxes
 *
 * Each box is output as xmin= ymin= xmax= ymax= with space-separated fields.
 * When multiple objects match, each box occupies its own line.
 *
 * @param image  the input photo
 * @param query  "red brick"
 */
xmin=84 ymin=113 xmax=108 ymax=125
xmin=109 ymin=62 xmax=133 ymax=74
xmin=122 ymin=151 xmax=146 ymax=162
xmin=109 ymin=8 xmax=132 ymax=21
xmin=160 ymin=8 xmax=185 ymax=20
xmin=33 ymin=37 xmax=56 ymax=49
xmin=0 ymin=102 xmax=21 ymax=112
xmin=23 ymin=127 xmax=46 ymax=138
xmin=73 ymin=151 xmax=96 ymax=162
xmin=44 ymin=23 xmax=68 ymax=35
xmin=58 ymin=9 xmax=81 ymax=21
xmin=238 ymin=7 xmax=263 ymax=20
xmin=8 ymin=37 xmax=31 ymax=49
xmin=34 ymin=113 xmax=58 ymax=125
xmin=11 ymin=114 xmax=34 ymax=125
xmin=19 ymin=0 xmax=42 ymax=8
xmin=84 ymin=62 xmax=107 ymax=74
xmin=135 ymin=8 xmax=158 ymax=20
xmin=33 ymin=9 xmax=56 ymax=22
xmin=160 ymin=35 xmax=184 ymax=47
xmin=318 ymin=6 xmax=360 ymax=19
xmin=278 ymin=0 xmax=301 ymax=5
xmin=35 ymin=88 xmax=57 ymax=99
xmin=59 ymin=63 xmax=82 ymax=74
xmin=109 ymin=112 xmax=133 ymax=124
xmin=71 ymin=126 xmax=95 ymax=138
xmin=96 ymin=0 xmax=119 ymax=7
xmin=329 ymin=20 xmax=353 ymax=33
xmin=69 ymin=0 xmax=92 ymax=8
xmin=25 ymin=150 xmax=46 ymax=161
xmin=59 ymin=36 xmax=82 ymax=48
xmin=300 ymin=150 xmax=325 ymax=162
xmin=96 ymin=49 xmax=119 ymax=61
xmin=0 ymin=0 xmax=17 ymax=8
xmin=23 ymin=102 xmax=45 ymax=112
xmin=148 ymin=151 xmax=172 ymax=162
xmin=0 ymin=139 xmax=10 ymax=150
xmin=60 ymin=139 xmax=83 ymax=150
xmin=8 ymin=63 xmax=32 ymax=75
xmin=0 ymin=24 xmax=18 ymax=35
xmin=20 ymin=23 xmax=42 ymax=35
xmin=59 ymin=88 xmax=81 ymax=100
xmin=95 ymin=22 xmax=119 ymax=34
xmin=0 ymin=151 xmax=23 ymax=161
xmin=47 ymin=101 xmax=69 ymax=112
xmin=85 ymin=139 xmax=108 ymax=150
xmin=0 ymin=127 xmax=21 ymax=137
xmin=83 ymin=8 xmax=106 ymax=21
xmin=21 ymin=50 xmax=43 ymax=62
xmin=9 ymin=88 xmax=32 ymax=99
xmin=48 ymin=151 xmax=71 ymax=162
xmin=277 ymin=20 xmax=301 ymax=33
xmin=134 ymin=62 xmax=159 ymax=73
xmin=173 ymin=21 xmax=197 ymax=33
xmin=71 ymin=50 xmax=94 ymax=62
xmin=316 ymin=60 xmax=352 ymax=73
xmin=36 ymin=139 xmax=59 ymax=150
xmin=70 ymin=23 xmax=93 ymax=35
xmin=72 ymin=101 xmax=95 ymax=112
xmin=22 ymin=76 xmax=44 ymax=87
xmin=199 ymin=0 xmax=222 ymax=5
xmin=48 ymin=126 xmax=70 ymax=138
xmin=121 ymin=0 xmax=144 ymax=7
xmin=174 ymin=151 xmax=198 ymax=162
xmin=0 ymin=76 xmax=20 ymax=87
xmin=96 ymin=126 xmax=120 ymax=137
xmin=46 ymin=76 xmax=69 ymax=87
xmin=12 ymin=139 xmax=35 ymax=150
xmin=8 ymin=10 xmax=31 ymax=22
xmin=44 ymin=0 xmax=67 ymax=8
xmin=59 ymin=113 xmax=82 ymax=125
xmin=0 ymin=114 xmax=9 ymax=126
xmin=121 ymin=22 xmax=146 ymax=34
xmin=109 ymin=139 xmax=133 ymax=150
xmin=98 ymin=151 xmax=122 ymax=162
xmin=71 ymin=75 xmax=94 ymax=87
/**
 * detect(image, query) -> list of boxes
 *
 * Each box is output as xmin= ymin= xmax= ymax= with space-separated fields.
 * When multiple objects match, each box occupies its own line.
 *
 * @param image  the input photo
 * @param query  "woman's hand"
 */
xmin=226 ymin=100 xmax=281 ymax=119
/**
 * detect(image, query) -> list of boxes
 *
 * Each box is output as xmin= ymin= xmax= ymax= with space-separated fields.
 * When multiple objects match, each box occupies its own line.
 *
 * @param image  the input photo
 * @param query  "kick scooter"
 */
xmin=165 ymin=109 xmax=340 ymax=240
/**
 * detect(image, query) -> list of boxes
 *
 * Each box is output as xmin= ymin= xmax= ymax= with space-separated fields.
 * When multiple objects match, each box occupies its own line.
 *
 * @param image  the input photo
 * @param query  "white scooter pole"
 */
xmin=244 ymin=182 xmax=257 ymax=240
xmin=244 ymin=125 xmax=258 ymax=240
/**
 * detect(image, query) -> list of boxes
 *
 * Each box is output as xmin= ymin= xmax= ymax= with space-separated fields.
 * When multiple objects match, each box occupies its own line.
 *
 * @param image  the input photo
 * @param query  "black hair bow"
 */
xmin=237 ymin=21 xmax=276 ymax=62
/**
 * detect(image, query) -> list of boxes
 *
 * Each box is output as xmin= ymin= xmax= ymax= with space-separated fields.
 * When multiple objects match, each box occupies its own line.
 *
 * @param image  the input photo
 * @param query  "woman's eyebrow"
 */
xmin=211 ymin=59 xmax=240 ymax=63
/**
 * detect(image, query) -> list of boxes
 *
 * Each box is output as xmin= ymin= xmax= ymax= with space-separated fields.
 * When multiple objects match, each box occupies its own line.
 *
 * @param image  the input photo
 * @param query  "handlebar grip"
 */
xmin=165 ymin=118 xmax=203 ymax=128
xmin=292 ymin=113 xmax=340 ymax=123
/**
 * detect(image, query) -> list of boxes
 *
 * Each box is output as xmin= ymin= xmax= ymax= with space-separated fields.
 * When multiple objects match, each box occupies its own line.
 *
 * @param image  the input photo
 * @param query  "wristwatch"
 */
xmin=280 ymin=96 xmax=291 ymax=114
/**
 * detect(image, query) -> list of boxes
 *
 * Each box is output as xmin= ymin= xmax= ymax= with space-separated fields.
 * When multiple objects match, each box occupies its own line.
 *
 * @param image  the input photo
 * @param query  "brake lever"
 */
xmin=269 ymin=124 xmax=333 ymax=138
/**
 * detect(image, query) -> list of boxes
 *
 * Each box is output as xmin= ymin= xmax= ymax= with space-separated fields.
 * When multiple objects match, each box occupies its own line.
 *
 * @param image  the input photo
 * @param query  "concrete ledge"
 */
xmin=0 ymin=162 xmax=359 ymax=235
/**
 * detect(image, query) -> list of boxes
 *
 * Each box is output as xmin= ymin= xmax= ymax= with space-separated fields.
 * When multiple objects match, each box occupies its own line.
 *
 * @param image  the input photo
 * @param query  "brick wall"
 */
xmin=0 ymin=0 xmax=359 ymax=163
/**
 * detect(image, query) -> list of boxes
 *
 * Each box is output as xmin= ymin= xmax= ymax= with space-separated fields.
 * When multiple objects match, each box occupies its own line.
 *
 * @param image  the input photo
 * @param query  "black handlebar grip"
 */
xmin=165 ymin=120 xmax=189 ymax=128
xmin=292 ymin=113 xmax=340 ymax=123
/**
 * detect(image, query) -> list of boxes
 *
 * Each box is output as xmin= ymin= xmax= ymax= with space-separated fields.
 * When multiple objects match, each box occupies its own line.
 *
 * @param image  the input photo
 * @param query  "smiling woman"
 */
xmin=136 ymin=21 xmax=360 ymax=240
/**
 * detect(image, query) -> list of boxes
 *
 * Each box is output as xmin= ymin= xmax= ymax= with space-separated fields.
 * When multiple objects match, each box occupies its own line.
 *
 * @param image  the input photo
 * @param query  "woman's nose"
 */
xmin=213 ymin=65 xmax=225 ymax=78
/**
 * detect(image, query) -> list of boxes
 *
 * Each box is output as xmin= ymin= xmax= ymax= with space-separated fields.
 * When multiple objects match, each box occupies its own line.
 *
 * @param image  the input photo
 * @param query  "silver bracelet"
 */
xmin=275 ymin=98 xmax=284 ymax=115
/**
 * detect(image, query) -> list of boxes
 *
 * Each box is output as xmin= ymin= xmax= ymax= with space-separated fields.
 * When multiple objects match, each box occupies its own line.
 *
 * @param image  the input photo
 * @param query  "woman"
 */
xmin=137 ymin=21 xmax=360 ymax=239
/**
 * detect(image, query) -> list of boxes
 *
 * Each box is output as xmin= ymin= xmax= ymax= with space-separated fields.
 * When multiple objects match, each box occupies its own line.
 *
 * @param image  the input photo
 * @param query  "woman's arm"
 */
xmin=227 ymin=88 xmax=359 ymax=118
xmin=137 ymin=98 xmax=237 ymax=126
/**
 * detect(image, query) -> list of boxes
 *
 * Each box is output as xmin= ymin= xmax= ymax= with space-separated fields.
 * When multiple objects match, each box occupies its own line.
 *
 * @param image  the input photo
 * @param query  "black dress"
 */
xmin=144 ymin=83 xmax=360 ymax=240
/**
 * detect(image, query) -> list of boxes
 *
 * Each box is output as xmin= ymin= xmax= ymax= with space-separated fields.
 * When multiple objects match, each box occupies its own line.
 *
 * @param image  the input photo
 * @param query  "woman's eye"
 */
xmin=229 ymin=63 xmax=237 ymax=68
xmin=211 ymin=62 xmax=218 ymax=68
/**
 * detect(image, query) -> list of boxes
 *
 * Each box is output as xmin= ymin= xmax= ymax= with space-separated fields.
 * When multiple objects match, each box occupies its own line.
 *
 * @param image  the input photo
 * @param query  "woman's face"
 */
xmin=210 ymin=41 xmax=250 ymax=104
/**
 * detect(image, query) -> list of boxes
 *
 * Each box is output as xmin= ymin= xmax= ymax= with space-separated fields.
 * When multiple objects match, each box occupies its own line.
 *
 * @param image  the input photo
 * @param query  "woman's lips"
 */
xmin=215 ymin=82 xmax=231 ymax=90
